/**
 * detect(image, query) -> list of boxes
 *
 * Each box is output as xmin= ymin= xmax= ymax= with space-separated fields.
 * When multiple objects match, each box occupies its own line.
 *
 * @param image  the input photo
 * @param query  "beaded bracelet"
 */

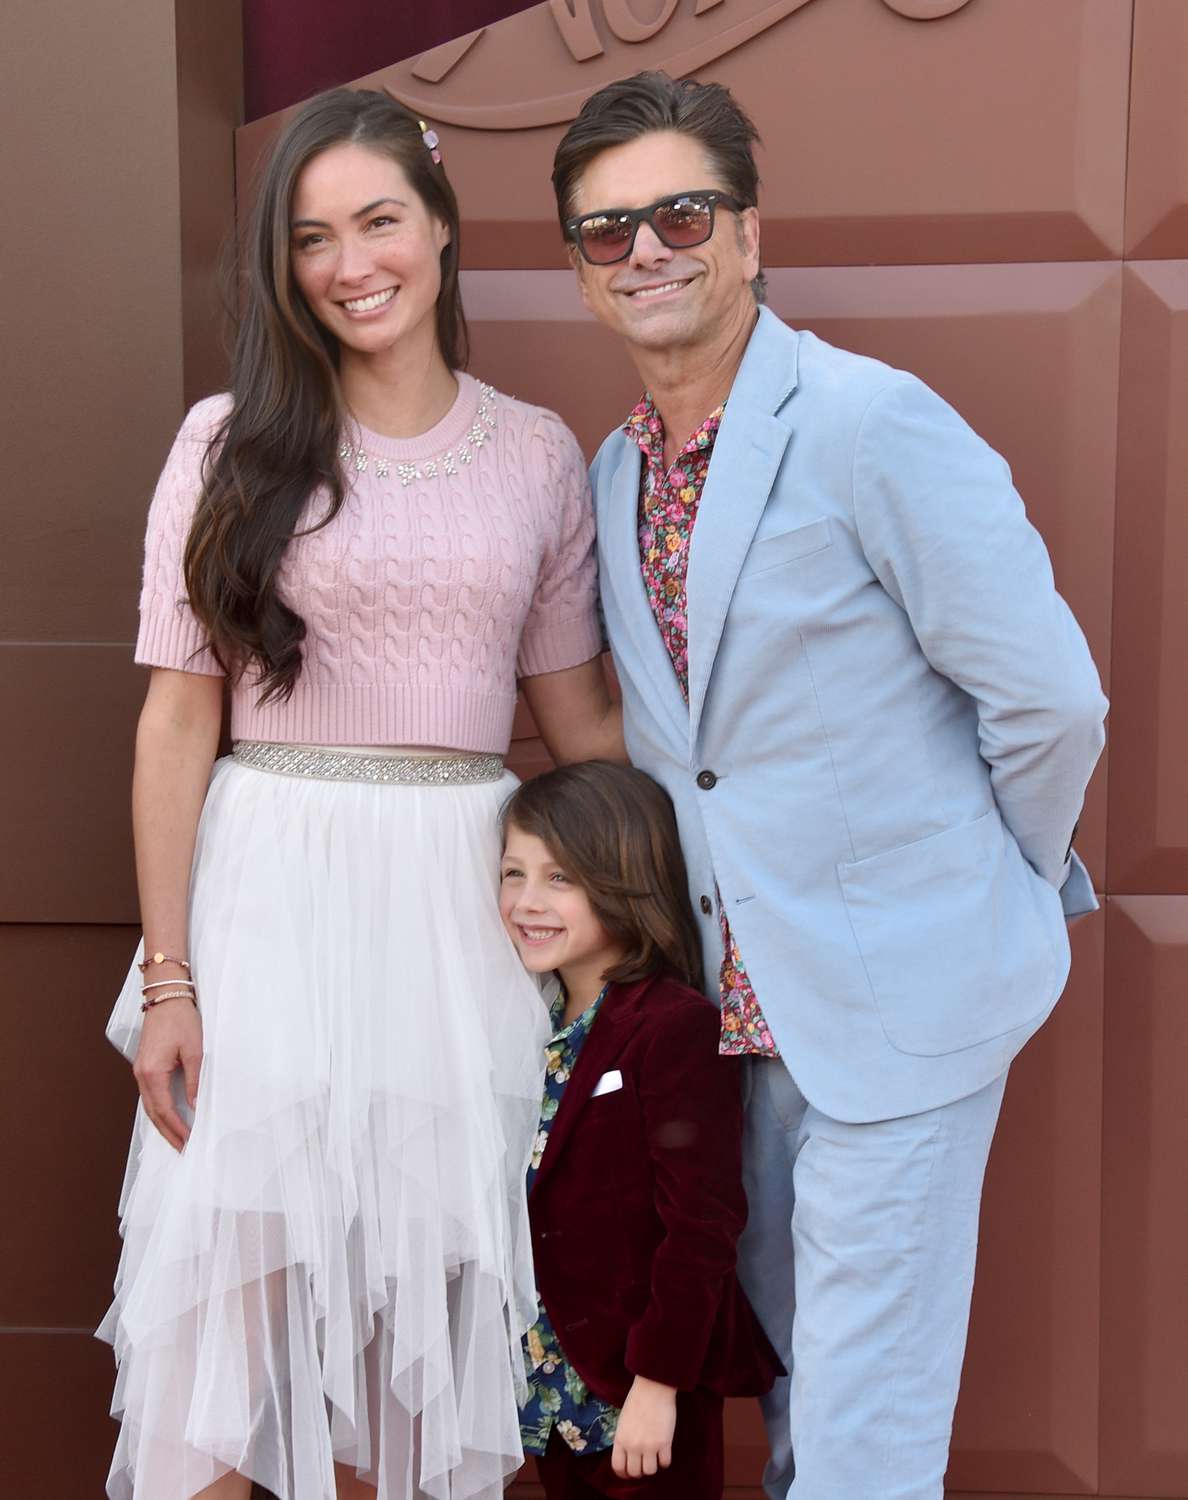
xmin=141 ymin=990 xmax=198 ymax=1014
xmin=138 ymin=952 xmax=191 ymax=973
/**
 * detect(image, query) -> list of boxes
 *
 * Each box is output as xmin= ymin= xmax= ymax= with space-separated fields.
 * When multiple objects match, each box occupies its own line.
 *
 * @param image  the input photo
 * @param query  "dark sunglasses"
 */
xmin=564 ymin=189 xmax=745 ymax=266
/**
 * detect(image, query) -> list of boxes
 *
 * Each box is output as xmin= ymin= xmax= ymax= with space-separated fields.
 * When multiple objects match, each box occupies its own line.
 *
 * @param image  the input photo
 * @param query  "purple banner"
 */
xmin=244 ymin=0 xmax=538 ymax=120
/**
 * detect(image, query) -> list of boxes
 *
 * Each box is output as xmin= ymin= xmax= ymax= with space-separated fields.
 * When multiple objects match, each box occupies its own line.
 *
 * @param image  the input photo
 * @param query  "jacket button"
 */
xmin=696 ymin=769 xmax=718 ymax=790
xmin=700 ymin=895 xmax=713 ymax=915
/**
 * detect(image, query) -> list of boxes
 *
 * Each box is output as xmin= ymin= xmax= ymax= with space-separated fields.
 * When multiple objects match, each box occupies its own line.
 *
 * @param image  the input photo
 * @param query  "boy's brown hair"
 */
xmin=502 ymin=761 xmax=705 ymax=993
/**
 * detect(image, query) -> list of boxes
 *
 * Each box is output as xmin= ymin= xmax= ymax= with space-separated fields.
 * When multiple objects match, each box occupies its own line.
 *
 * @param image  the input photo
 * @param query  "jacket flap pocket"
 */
xmin=741 ymin=518 xmax=832 ymax=577
xmin=837 ymin=809 xmax=1062 ymax=1056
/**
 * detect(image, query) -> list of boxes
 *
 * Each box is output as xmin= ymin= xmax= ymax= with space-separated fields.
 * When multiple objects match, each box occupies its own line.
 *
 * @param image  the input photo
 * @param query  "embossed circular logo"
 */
xmin=385 ymin=0 xmax=978 ymax=131
xmin=880 ymin=0 xmax=972 ymax=17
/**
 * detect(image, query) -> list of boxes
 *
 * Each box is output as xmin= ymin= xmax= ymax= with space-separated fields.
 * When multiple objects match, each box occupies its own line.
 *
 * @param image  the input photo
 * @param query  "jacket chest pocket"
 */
xmin=582 ymin=1080 xmax=638 ymax=1128
xmin=739 ymin=517 xmax=833 ymax=578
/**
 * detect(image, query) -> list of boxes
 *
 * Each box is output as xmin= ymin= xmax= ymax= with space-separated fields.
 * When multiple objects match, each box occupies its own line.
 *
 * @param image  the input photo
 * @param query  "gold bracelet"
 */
xmin=138 ymin=951 xmax=191 ymax=973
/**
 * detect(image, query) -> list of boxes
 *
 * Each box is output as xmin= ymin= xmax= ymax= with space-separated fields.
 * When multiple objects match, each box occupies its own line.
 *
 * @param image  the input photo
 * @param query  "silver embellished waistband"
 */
xmin=232 ymin=741 xmax=505 ymax=786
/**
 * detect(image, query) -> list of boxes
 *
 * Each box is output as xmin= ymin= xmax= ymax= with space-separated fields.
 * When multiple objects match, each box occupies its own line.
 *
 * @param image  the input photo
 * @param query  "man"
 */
xmin=549 ymin=72 xmax=1107 ymax=1500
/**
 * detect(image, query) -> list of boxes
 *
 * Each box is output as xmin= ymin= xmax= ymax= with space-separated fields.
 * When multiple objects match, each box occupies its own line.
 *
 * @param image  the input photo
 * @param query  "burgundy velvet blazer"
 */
xmin=528 ymin=972 xmax=783 ymax=1406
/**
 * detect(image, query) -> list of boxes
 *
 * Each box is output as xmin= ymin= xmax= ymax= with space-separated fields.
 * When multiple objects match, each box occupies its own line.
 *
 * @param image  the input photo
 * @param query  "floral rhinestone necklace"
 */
xmin=338 ymin=382 xmax=498 ymax=487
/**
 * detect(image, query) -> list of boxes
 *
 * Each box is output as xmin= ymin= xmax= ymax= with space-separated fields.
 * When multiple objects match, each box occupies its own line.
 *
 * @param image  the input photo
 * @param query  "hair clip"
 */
xmin=418 ymin=119 xmax=442 ymax=166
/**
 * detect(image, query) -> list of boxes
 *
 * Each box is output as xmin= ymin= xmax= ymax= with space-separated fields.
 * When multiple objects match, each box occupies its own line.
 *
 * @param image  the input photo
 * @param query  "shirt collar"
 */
xmin=548 ymin=982 xmax=610 ymax=1043
xmin=623 ymin=393 xmax=726 ymax=469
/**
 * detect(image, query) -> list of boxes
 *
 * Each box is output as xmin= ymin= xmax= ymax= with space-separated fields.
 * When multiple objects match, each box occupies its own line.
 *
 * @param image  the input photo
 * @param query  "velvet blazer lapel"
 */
xmin=530 ymin=977 xmax=655 ymax=1198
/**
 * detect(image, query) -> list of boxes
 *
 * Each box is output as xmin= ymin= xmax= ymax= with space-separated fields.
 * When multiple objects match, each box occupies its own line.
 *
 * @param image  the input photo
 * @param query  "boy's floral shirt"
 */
xmin=520 ymin=985 xmax=621 ymax=1455
xmin=625 ymin=395 xmax=780 ymax=1059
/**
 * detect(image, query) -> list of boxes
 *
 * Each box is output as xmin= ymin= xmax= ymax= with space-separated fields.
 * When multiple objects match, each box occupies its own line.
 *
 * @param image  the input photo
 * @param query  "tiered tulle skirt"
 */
xmin=98 ymin=754 xmax=550 ymax=1499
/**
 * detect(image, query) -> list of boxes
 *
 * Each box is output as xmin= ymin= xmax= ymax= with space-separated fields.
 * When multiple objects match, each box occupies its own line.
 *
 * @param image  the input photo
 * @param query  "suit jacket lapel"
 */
xmin=686 ymin=311 xmax=801 ymax=750
xmin=530 ymin=978 xmax=653 ymax=1199
xmin=597 ymin=440 xmax=690 ymax=747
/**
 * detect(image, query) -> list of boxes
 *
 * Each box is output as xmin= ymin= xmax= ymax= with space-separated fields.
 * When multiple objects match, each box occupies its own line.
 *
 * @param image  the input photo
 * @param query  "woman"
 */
xmin=98 ymin=87 xmax=620 ymax=1500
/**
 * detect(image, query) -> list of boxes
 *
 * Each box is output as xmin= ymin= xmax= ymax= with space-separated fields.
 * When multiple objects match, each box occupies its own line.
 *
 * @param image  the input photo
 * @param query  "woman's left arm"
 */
xmin=519 ymin=658 xmax=625 ymax=765
xmin=516 ymin=412 xmax=626 ymax=764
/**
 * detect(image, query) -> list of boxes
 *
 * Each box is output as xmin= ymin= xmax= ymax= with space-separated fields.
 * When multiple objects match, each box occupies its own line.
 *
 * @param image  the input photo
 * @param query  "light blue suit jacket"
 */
xmin=591 ymin=308 xmax=1108 ymax=1123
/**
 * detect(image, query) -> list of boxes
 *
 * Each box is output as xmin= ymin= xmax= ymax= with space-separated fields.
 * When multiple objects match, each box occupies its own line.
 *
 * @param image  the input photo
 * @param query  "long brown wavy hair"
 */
xmin=184 ymin=88 xmax=468 ymax=702
xmin=501 ymin=762 xmax=705 ymax=993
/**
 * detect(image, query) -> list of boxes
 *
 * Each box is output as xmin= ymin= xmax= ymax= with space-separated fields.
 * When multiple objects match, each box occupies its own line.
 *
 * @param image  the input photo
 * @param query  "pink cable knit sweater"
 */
xmin=136 ymin=373 xmax=602 ymax=751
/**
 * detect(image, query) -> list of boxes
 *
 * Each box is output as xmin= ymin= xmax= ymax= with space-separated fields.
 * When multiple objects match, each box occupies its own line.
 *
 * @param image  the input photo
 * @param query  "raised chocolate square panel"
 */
xmin=0 ymin=0 xmax=185 ymax=643
xmin=0 ymin=1330 xmax=119 ymax=1497
xmin=1100 ymin=896 xmax=1188 ymax=1496
xmin=1109 ymin=262 xmax=1188 ymax=893
xmin=1126 ymin=0 xmax=1188 ymax=259
xmin=0 ymin=644 xmax=144 ymax=924
xmin=0 ymin=925 xmax=140 ymax=1329
xmin=947 ymin=910 xmax=1103 ymax=1495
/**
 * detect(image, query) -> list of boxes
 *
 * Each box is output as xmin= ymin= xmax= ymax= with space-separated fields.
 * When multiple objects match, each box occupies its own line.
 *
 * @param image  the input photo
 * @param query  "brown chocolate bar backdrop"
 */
xmin=1 ymin=2 xmax=1186 ymax=1495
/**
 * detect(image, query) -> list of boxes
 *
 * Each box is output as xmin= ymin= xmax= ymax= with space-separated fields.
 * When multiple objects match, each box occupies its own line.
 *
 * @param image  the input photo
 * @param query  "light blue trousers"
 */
xmin=736 ymin=1060 xmax=1008 ymax=1500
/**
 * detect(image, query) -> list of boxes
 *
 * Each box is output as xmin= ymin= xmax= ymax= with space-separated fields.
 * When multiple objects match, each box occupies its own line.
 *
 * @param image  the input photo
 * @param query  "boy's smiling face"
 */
xmin=499 ymin=826 xmax=622 ymax=1000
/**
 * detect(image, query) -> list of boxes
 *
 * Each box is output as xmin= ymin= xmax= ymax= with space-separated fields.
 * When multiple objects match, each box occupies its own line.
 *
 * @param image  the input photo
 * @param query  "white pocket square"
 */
xmin=591 ymin=1069 xmax=623 ymax=1097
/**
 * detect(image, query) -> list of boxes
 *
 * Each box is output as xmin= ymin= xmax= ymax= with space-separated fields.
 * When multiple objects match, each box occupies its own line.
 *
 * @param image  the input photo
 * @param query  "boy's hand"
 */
xmin=611 ymin=1375 xmax=677 ymax=1478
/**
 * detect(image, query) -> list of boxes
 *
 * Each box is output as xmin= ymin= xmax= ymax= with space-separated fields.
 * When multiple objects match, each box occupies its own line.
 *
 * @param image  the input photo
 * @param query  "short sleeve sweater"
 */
xmin=136 ymin=372 xmax=602 ymax=752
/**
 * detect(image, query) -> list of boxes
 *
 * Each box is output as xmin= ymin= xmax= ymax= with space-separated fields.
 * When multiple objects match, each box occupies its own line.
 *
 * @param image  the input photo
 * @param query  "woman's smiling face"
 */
xmin=289 ymin=141 xmax=450 ymax=360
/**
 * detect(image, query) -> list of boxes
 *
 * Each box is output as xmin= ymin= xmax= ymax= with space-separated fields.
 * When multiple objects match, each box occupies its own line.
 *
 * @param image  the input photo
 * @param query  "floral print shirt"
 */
xmin=625 ymin=395 xmax=780 ymax=1059
xmin=520 ymin=985 xmax=622 ymax=1455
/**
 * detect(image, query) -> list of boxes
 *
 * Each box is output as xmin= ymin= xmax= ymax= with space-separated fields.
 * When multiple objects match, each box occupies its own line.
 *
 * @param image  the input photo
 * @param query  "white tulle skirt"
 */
xmin=98 ymin=752 xmax=550 ymax=1500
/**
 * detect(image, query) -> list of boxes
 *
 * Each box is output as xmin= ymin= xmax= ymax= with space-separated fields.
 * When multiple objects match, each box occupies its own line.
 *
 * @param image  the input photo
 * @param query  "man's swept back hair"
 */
xmin=551 ymin=70 xmax=765 ymax=301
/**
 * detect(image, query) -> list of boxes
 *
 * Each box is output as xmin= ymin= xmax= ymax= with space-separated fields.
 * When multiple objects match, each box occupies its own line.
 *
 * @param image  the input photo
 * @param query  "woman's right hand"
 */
xmin=132 ymin=999 xmax=204 ymax=1151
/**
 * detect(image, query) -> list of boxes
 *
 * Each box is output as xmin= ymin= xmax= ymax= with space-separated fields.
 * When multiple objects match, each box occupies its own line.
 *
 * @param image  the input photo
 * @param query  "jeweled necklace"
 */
xmin=338 ymin=382 xmax=498 ymax=487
